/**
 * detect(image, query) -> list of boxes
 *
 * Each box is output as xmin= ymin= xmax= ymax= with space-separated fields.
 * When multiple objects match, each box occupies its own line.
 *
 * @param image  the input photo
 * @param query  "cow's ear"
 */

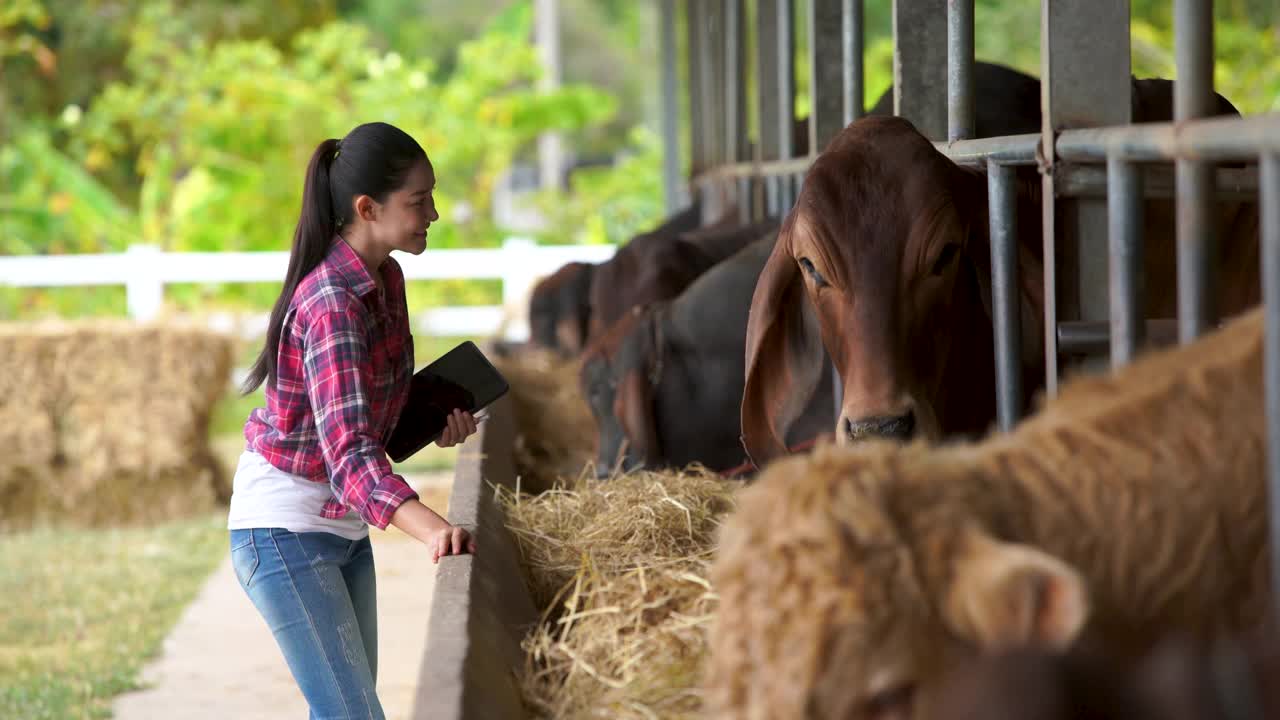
xmin=615 ymin=368 xmax=660 ymax=464
xmin=741 ymin=228 xmax=827 ymax=469
xmin=943 ymin=526 xmax=1090 ymax=651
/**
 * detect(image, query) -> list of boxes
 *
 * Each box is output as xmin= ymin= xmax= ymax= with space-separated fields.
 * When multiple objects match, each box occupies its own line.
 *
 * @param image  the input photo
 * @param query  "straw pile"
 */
xmin=493 ymin=349 xmax=740 ymax=719
xmin=492 ymin=349 xmax=596 ymax=492
xmin=0 ymin=320 xmax=234 ymax=531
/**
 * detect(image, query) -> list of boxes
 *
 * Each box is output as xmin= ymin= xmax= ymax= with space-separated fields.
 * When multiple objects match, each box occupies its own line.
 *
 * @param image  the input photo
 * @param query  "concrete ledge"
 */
xmin=412 ymin=394 xmax=537 ymax=720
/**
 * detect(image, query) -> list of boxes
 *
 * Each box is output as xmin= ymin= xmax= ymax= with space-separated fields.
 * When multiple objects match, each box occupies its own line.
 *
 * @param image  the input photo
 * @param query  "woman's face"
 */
xmin=367 ymin=157 xmax=439 ymax=256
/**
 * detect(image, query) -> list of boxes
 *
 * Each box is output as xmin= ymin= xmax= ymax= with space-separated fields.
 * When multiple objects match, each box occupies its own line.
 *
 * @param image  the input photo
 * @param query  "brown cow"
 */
xmin=740 ymin=86 xmax=1258 ymax=466
xmin=587 ymin=214 xmax=778 ymax=343
xmin=529 ymin=261 xmax=596 ymax=355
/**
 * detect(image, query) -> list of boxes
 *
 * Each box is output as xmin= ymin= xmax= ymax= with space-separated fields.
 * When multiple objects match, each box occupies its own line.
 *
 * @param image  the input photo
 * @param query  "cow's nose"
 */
xmin=843 ymin=411 xmax=916 ymax=442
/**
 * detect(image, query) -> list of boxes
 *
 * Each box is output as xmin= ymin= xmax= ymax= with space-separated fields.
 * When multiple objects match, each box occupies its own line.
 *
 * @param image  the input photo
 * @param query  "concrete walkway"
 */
xmin=112 ymin=474 xmax=454 ymax=720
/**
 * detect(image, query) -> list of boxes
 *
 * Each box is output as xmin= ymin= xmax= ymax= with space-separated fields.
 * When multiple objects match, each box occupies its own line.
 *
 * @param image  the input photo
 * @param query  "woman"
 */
xmin=227 ymin=121 xmax=477 ymax=718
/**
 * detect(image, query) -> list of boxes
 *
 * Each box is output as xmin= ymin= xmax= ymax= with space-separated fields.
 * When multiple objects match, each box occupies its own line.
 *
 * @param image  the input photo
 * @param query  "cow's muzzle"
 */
xmin=842 ymin=411 xmax=916 ymax=443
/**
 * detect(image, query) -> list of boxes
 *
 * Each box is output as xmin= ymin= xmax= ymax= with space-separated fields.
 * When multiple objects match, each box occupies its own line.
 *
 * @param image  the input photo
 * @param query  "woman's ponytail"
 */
xmin=240 ymin=138 xmax=342 ymax=395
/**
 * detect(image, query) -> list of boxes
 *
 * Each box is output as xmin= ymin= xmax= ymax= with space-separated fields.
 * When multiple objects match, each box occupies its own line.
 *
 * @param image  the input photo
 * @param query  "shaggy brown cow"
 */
xmin=708 ymin=306 xmax=1270 ymax=720
xmin=529 ymin=261 xmax=595 ymax=355
xmin=740 ymin=87 xmax=1258 ymax=465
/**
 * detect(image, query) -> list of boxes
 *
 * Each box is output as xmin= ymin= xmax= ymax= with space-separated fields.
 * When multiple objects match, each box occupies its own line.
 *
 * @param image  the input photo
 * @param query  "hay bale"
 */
xmin=0 ymin=320 xmax=234 ymax=531
xmin=493 ymin=349 xmax=596 ymax=491
xmin=500 ymin=462 xmax=737 ymax=719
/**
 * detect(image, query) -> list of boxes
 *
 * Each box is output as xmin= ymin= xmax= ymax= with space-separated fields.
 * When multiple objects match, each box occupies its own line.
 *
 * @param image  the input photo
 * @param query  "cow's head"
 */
xmin=529 ymin=262 xmax=594 ymax=355
xmin=742 ymin=116 xmax=1025 ymax=464
xmin=706 ymin=443 xmax=1089 ymax=720
xmin=579 ymin=306 xmax=662 ymax=478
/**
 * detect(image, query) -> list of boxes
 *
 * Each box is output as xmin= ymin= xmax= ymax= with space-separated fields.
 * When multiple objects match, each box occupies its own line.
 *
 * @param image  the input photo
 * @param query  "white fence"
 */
xmin=0 ymin=238 xmax=617 ymax=342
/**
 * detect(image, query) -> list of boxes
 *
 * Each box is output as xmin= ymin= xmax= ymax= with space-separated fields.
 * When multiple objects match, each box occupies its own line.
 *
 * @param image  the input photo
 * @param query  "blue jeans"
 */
xmin=230 ymin=528 xmax=384 ymax=719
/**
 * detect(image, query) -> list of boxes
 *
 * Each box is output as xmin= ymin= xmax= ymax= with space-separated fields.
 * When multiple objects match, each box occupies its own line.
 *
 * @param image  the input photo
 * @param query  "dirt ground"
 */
xmin=112 ymin=472 xmax=454 ymax=720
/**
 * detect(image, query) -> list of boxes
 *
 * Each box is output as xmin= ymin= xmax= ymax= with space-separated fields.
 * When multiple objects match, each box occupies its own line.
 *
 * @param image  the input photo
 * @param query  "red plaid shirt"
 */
xmin=245 ymin=237 xmax=418 ymax=529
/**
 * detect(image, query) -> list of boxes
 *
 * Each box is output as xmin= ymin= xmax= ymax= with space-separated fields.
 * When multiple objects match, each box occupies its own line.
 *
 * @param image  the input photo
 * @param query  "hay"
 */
xmin=0 ymin=319 xmax=234 ymax=531
xmin=493 ymin=349 xmax=596 ymax=492
xmin=499 ymin=469 xmax=737 ymax=720
xmin=494 ymin=347 xmax=746 ymax=718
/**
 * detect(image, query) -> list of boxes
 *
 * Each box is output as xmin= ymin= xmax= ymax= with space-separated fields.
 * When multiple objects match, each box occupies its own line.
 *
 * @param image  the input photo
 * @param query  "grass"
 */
xmin=0 ymin=512 xmax=229 ymax=720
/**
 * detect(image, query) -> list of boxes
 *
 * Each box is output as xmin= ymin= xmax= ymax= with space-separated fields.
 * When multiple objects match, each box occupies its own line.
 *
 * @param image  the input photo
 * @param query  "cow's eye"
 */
xmin=930 ymin=243 xmax=960 ymax=276
xmin=863 ymin=682 xmax=914 ymax=720
xmin=798 ymin=257 xmax=828 ymax=287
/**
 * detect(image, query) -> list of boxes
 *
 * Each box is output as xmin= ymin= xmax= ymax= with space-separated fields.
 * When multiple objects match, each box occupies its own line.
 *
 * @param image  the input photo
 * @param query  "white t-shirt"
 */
xmin=226 ymin=450 xmax=369 ymax=541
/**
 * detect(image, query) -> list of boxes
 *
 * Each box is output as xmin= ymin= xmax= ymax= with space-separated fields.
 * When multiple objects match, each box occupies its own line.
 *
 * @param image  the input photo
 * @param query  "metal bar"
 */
xmin=766 ymin=175 xmax=780 ymax=218
xmin=893 ymin=0 xmax=947 ymax=141
xmin=1042 ymin=172 xmax=1059 ymax=396
xmin=947 ymin=0 xmax=975 ymax=142
xmin=1041 ymin=0 xmax=1132 ymax=394
xmin=844 ymin=0 xmax=863 ymax=125
xmin=1175 ymin=0 xmax=1216 ymax=344
xmin=687 ymin=0 xmax=705 ymax=177
xmin=775 ymin=0 xmax=795 ymax=162
xmin=1059 ymin=164 xmax=1260 ymax=200
xmin=1057 ymin=319 xmax=1180 ymax=356
xmin=810 ymin=0 xmax=847 ymax=155
xmin=660 ymin=0 xmax=682 ymax=213
xmin=738 ymin=176 xmax=751 ymax=224
xmin=937 ymin=134 xmax=1040 ymax=166
xmin=756 ymin=0 xmax=789 ymax=168
xmin=1175 ymin=0 xmax=1216 ymax=122
xmin=988 ymin=161 xmax=1023 ymax=431
xmin=699 ymin=1 xmax=721 ymax=172
xmin=1262 ymin=152 xmax=1280 ymax=615
xmin=1056 ymin=114 xmax=1280 ymax=162
xmin=1107 ymin=156 xmax=1145 ymax=367
xmin=725 ymin=0 xmax=749 ymax=164
xmin=690 ymin=116 xmax=1280 ymax=184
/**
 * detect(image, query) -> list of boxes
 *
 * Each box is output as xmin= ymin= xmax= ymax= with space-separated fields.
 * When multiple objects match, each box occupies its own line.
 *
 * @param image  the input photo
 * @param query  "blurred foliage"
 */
xmin=532 ymin=125 xmax=664 ymax=246
xmin=2 ymin=1 xmax=618 ymax=318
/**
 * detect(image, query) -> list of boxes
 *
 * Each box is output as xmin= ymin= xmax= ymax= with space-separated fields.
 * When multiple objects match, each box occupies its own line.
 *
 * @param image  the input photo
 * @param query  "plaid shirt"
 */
xmin=245 ymin=237 xmax=418 ymax=529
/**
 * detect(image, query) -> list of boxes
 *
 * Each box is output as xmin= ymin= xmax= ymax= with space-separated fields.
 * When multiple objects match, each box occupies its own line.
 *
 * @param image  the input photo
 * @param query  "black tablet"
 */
xmin=385 ymin=341 xmax=510 ymax=463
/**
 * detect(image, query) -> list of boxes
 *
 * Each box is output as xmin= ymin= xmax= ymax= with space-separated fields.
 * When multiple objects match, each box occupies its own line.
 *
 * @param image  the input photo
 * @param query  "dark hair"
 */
xmin=241 ymin=122 xmax=428 ymax=395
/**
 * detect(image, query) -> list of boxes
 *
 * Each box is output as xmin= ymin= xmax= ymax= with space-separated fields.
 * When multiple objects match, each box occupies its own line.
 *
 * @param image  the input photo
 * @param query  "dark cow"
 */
xmin=582 ymin=232 xmax=833 ymax=477
xmin=526 ymin=200 xmax=703 ymax=355
xmin=586 ymin=214 xmax=779 ymax=342
xmin=740 ymin=82 xmax=1257 ymax=466
xmin=528 ymin=261 xmax=595 ymax=355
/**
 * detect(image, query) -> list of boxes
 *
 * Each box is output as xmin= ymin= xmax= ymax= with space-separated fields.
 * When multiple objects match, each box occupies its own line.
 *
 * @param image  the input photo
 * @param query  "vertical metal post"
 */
xmin=1262 ymin=152 xmax=1280 ymax=615
xmin=810 ymin=0 xmax=847 ymax=155
xmin=757 ymin=0 xmax=794 ymax=219
xmin=893 ymin=0 xmax=947 ymax=141
xmin=946 ymin=0 xmax=974 ymax=142
xmin=699 ymin=1 xmax=723 ymax=221
xmin=987 ymin=161 xmax=1023 ymax=431
xmin=725 ymin=0 xmax=749 ymax=165
xmin=844 ymin=0 xmax=864 ymax=125
xmin=1175 ymin=0 xmax=1218 ymax=344
xmin=1040 ymin=0 xmax=1132 ymax=394
xmin=687 ymin=0 xmax=706 ymax=178
xmin=660 ymin=0 xmax=682 ymax=213
xmin=1107 ymin=156 xmax=1145 ymax=367
xmin=738 ymin=176 xmax=751 ymax=224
